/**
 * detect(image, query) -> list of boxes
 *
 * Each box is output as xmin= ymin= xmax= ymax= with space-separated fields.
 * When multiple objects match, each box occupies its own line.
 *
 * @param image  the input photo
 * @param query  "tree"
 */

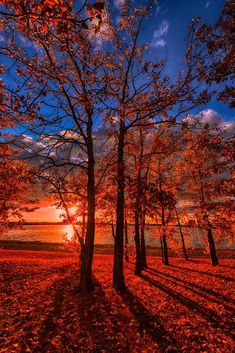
xmin=41 ymin=169 xmax=87 ymax=258
xmin=0 ymin=144 xmax=37 ymax=233
xmin=177 ymin=122 xmax=234 ymax=265
xmin=125 ymin=126 xmax=151 ymax=274
xmin=96 ymin=175 xmax=117 ymax=241
xmin=190 ymin=0 xmax=234 ymax=107
xmin=126 ymin=128 xmax=145 ymax=275
xmin=102 ymin=0 xmax=211 ymax=289
xmin=0 ymin=0 xmax=107 ymax=292
xmin=174 ymin=206 xmax=189 ymax=261
xmin=1 ymin=1 xmax=218 ymax=291
xmin=0 ymin=60 xmax=36 ymax=233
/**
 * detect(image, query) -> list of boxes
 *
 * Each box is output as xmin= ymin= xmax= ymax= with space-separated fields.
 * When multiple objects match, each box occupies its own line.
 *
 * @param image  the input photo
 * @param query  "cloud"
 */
xmin=11 ymin=126 xmax=111 ymax=168
xmin=114 ymin=0 xmax=124 ymax=9
xmin=87 ymin=6 xmax=112 ymax=46
xmin=151 ymin=20 xmax=169 ymax=48
xmin=151 ymin=39 xmax=166 ymax=48
xmin=187 ymin=109 xmax=235 ymax=137
xmin=153 ymin=20 xmax=169 ymax=38
xmin=14 ymin=134 xmax=45 ymax=153
xmin=195 ymin=109 xmax=222 ymax=125
xmin=205 ymin=1 xmax=210 ymax=9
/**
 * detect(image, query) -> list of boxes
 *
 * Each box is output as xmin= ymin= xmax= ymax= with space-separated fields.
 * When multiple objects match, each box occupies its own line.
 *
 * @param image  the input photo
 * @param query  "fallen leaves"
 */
xmin=0 ymin=251 xmax=234 ymax=352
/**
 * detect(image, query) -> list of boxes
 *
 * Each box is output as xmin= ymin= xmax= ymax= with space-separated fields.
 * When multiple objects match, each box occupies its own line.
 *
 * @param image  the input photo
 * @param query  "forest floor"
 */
xmin=0 ymin=250 xmax=234 ymax=353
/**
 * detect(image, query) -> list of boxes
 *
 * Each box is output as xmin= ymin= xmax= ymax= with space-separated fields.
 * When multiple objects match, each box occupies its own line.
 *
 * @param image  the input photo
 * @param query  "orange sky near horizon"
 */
xmin=23 ymin=195 xmax=64 ymax=222
xmin=25 ymin=205 xmax=63 ymax=222
xmin=24 ymin=196 xmax=79 ymax=223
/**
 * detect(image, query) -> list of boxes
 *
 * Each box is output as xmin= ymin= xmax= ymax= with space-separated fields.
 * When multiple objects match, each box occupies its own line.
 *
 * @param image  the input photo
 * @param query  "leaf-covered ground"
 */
xmin=0 ymin=250 xmax=234 ymax=353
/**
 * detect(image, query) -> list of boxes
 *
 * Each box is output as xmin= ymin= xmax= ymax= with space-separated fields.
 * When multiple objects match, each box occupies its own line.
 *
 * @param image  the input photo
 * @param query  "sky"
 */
xmin=28 ymin=199 xmax=63 ymax=223
xmin=1 ymin=0 xmax=233 ymax=222
xmin=143 ymin=0 xmax=233 ymax=121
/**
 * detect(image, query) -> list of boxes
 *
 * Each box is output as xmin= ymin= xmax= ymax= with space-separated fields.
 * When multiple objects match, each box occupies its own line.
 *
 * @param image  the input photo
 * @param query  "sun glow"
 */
xmin=63 ymin=224 xmax=74 ymax=242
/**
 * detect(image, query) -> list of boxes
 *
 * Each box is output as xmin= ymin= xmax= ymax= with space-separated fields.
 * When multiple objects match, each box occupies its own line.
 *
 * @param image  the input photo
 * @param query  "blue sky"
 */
xmin=1 ymin=0 xmax=233 ymax=124
xmin=139 ymin=0 xmax=233 ymax=121
xmin=1 ymin=0 xmax=233 ymax=222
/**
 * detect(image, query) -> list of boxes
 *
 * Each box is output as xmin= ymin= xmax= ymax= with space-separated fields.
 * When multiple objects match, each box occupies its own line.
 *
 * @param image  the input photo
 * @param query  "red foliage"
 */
xmin=1 ymin=250 xmax=234 ymax=352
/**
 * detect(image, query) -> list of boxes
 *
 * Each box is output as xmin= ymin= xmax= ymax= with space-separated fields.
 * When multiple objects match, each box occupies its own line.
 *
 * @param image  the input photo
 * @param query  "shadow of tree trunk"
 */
xmin=146 ymin=268 xmax=235 ymax=309
xmin=140 ymin=273 xmax=235 ymax=341
xmin=118 ymin=287 xmax=181 ymax=353
xmin=171 ymin=265 xmax=234 ymax=281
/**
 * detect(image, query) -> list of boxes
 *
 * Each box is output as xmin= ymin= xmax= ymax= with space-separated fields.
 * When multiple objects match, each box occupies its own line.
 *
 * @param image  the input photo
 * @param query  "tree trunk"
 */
xmin=160 ymin=236 xmax=164 ymax=263
xmin=161 ymin=206 xmax=169 ymax=266
xmin=179 ymin=226 xmax=188 ymax=261
xmin=134 ymin=130 xmax=144 ymax=274
xmin=124 ymin=219 xmax=129 ymax=262
xmin=207 ymin=228 xmax=219 ymax=266
xmin=134 ymin=211 xmax=142 ymax=275
xmin=79 ymin=212 xmax=86 ymax=262
xmin=162 ymin=231 xmax=169 ymax=265
xmin=82 ymin=211 xmax=86 ymax=243
xmin=140 ymin=214 xmax=148 ymax=269
xmin=111 ymin=219 xmax=115 ymax=240
xmin=175 ymin=208 xmax=188 ymax=261
xmin=79 ymin=119 xmax=95 ymax=293
xmin=113 ymin=126 xmax=126 ymax=290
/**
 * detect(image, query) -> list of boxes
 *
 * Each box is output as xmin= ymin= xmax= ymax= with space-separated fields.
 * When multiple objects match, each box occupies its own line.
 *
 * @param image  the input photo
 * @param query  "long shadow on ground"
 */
xmin=118 ymin=287 xmax=181 ymax=353
xmin=171 ymin=265 xmax=234 ymax=282
xmin=140 ymin=273 xmax=235 ymax=341
xmin=146 ymin=268 xmax=235 ymax=309
xmin=34 ymin=266 xmax=73 ymax=352
xmin=73 ymin=277 xmax=133 ymax=353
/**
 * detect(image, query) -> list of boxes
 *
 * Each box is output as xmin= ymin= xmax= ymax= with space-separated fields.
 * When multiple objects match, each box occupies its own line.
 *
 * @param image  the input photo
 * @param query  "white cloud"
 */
xmin=205 ymin=1 xmax=210 ymax=9
xmin=16 ymin=134 xmax=45 ymax=152
xmin=151 ymin=20 xmax=169 ymax=48
xmin=187 ymin=109 xmax=235 ymax=137
xmin=196 ymin=108 xmax=221 ymax=125
xmin=87 ymin=6 xmax=112 ymax=46
xmin=152 ymin=39 xmax=166 ymax=48
xmin=153 ymin=20 xmax=169 ymax=38
xmin=12 ymin=127 xmax=111 ymax=167
xmin=220 ymin=121 xmax=235 ymax=136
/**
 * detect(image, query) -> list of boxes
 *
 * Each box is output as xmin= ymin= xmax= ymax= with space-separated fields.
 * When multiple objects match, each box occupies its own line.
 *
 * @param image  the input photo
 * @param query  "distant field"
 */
xmin=1 ymin=250 xmax=234 ymax=353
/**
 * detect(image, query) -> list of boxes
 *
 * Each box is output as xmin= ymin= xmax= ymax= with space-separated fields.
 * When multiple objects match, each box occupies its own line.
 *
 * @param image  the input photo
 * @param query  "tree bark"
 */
xmin=160 ymin=236 xmax=164 ymax=263
xmin=81 ymin=211 xmax=86 ymax=244
xmin=134 ymin=211 xmax=142 ymax=275
xmin=124 ymin=219 xmax=129 ymax=262
xmin=161 ymin=206 xmax=169 ymax=266
xmin=79 ymin=212 xmax=86 ymax=262
xmin=140 ymin=214 xmax=148 ymax=269
xmin=175 ymin=207 xmax=188 ymax=261
xmin=162 ymin=231 xmax=169 ymax=266
xmin=79 ymin=117 xmax=95 ymax=293
xmin=134 ymin=129 xmax=144 ymax=274
xmin=207 ymin=228 xmax=219 ymax=266
xmin=111 ymin=219 xmax=115 ymax=240
xmin=113 ymin=126 xmax=126 ymax=290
